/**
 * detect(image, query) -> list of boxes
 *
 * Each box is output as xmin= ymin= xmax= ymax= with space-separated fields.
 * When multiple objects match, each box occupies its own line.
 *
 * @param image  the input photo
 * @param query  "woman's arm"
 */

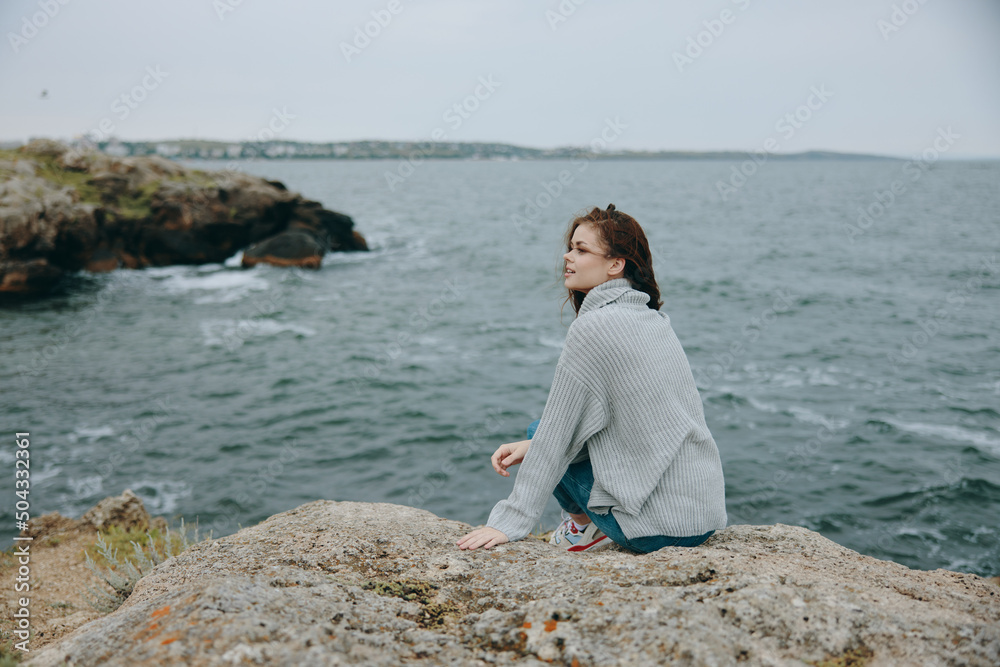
xmin=484 ymin=363 xmax=607 ymax=543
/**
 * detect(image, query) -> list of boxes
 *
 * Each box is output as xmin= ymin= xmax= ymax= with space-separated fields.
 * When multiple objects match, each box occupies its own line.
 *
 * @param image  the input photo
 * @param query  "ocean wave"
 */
xmin=67 ymin=424 xmax=116 ymax=443
xmin=129 ymin=479 xmax=192 ymax=515
xmin=787 ymin=406 xmax=849 ymax=429
xmin=747 ymin=397 xmax=779 ymax=413
xmin=200 ymin=319 xmax=317 ymax=348
xmin=883 ymin=418 xmax=1000 ymax=455
xmin=68 ymin=474 xmax=104 ymax=500
xmin=862 ymin=477 xmax=1000 ymax=508
xmin=146 ymin=266 xmax=272 ymax=304
xmin=537 ymin=335 xmax=565 ymax=350
xmin=948 ymin=405 xmax=1000 ymax=419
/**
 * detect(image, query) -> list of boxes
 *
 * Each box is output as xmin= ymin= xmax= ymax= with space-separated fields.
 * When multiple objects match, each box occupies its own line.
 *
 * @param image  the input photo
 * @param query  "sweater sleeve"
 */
xmin=486 ymin=362 xmax=608 ymax=542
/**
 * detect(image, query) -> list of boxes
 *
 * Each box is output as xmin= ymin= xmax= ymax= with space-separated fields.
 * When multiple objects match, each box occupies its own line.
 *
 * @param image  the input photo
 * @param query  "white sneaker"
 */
xmin=549 ymin=514 xmax=611 ymax=552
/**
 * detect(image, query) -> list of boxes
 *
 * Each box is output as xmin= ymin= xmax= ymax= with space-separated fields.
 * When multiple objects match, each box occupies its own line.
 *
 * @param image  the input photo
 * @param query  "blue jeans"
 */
xmin=527 ymin=419 xmax=715 ymax=553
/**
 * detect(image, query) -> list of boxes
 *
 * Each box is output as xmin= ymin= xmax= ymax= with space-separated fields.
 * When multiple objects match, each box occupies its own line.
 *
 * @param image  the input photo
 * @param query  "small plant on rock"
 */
xmin=83 ymin=518 xmax=209 ymax=613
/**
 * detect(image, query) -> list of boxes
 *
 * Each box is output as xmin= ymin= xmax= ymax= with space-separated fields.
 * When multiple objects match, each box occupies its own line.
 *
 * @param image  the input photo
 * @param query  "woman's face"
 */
xmin=563 ymin=224 xmax=625 ymax=293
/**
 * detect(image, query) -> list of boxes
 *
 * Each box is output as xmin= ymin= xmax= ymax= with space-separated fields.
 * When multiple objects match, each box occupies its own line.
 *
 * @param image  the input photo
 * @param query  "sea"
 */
xmin=2 ymin=157 xmax=998 ymax=578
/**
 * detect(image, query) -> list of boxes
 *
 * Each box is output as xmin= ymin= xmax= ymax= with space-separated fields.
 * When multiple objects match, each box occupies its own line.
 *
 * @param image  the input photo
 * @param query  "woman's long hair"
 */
xmin=562 ymin=204 xmax=663 ymax=315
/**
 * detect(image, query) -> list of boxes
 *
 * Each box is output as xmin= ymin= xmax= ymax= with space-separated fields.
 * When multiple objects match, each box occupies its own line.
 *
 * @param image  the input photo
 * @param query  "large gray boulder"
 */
xmin=27 ymin=501 xmax=1000 ymax=666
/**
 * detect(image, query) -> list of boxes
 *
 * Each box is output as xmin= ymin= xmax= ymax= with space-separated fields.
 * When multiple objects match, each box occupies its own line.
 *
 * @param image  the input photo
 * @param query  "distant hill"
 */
xmin=34 ymin=138 xmax=900 ymax=162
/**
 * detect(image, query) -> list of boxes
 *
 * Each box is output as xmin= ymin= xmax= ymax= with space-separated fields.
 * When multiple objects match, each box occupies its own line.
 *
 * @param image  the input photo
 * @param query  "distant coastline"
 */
xmin=0 ymin=138 xmax=904 ymax=162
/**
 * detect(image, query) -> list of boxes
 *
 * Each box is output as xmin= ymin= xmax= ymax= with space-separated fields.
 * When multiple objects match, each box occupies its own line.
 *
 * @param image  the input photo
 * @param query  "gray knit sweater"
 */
xmin=487 ymin=277 xmax=728 ymax=543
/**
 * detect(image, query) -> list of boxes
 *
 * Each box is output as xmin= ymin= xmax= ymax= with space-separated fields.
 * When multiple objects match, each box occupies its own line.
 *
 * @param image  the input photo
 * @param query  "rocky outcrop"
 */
xmin=0 ymin=139 xmax=367 ymax=295
xmin=26 ymin=500 xmax=1000 ymax=666
xmin=20 ymin=489 xmax=165 ymax=540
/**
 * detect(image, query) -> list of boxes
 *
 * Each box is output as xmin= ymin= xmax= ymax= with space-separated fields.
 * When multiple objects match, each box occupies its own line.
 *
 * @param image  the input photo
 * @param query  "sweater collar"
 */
xmin=577 ymin=277 xmax=650 ymax=316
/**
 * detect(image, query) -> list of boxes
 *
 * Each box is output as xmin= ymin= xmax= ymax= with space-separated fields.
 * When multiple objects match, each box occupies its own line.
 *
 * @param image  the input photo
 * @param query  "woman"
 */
xmin=457 ymin=204 xmax=727 ymax=553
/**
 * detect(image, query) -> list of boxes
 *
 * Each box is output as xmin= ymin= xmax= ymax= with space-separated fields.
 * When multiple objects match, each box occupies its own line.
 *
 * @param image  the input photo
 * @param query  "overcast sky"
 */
xmin=1 ymin=0 xmax=998 ymax=157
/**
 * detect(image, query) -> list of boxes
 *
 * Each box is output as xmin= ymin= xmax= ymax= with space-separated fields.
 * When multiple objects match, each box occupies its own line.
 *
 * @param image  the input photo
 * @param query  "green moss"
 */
xmin=0 ymin=148 xmax=221 ymax=222
xmin=33 ymin=155 xmax=102 ymax=205
xmin=0 ymin=640 xmax=23 ymax=666
xmin=113 ymin=179 xmax=160 ymax=220
xmin=362 ymin=578 xmax=458 ymax=626
xmin=168 ymin=169 xmax=218 ymax=188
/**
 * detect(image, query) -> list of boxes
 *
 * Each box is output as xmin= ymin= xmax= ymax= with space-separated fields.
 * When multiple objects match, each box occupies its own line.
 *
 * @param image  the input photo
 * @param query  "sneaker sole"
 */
xmin=567 ymin=535 xmax=610 ymax=552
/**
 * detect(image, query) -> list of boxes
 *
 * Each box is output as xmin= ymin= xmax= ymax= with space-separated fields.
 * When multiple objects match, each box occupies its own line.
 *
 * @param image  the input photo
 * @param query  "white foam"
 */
xmin=895 ymin=525 xmax=947 ymax=541
xmin=29 ymin=464 xmax=62 ymax=485
xmin=885 ymin=419 xmax=1000 ymax=455
xmin=772 ymin=371 xmax=804 ymax=387
xmin=130 ymin=479 xmax=191 ymax=515
xmin=67 ymin=425 xmax=116 ymax=443
xmin=69 ymin=475 xmax=104 ymax=499
xmin=200 ymin=318 xmax=316 ymax=348
xmin=748 ymin=397 xmax=779 ymax=413
xmin=149 ymin=267 xmax=272 ymax=304
xmin=321 ymin=249 xmax=383 ymax=264
xmin=787 ymin=406 xmax=849 ymax=429
xmin=196 ymin=263 xmax=226 ymax=273
xmin=538 ymin=335 xmax=565 ymax=350
xmin=807 ymin=367 xmax=840 ymax=386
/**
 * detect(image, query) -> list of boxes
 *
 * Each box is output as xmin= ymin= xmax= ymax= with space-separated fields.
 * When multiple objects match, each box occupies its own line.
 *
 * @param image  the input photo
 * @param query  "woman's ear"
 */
xmin=609 ymin=257 xmax=626 ymax=278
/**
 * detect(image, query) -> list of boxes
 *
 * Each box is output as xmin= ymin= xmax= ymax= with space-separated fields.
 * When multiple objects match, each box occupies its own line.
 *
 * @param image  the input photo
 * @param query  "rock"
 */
xmin=19 ymin=488 xmax=168 ymax=543
xmin=79 ymin=488 xmax=152 ymax=533
xmin=0 ymin=140 xmax=368 ymax=295
xmin=0 ymin=258 xmax=64 ymax=294
xmin=26 ymin=501 xmax=1000 ymax=666
xmin=241 ymin=229 xmax=326 ymax=269
xmin=83 ymin=245 xmax=121 ymax=272
xmin=19 ymin=138 xmax=70 ymax=159
xmin=17 ymin=511 xmax=80 ymax=540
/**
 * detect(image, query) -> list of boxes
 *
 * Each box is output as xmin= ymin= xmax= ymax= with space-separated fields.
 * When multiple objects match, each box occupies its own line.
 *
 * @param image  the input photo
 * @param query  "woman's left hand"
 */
xmin=456 ymin=526 xmax=508 ymax=550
